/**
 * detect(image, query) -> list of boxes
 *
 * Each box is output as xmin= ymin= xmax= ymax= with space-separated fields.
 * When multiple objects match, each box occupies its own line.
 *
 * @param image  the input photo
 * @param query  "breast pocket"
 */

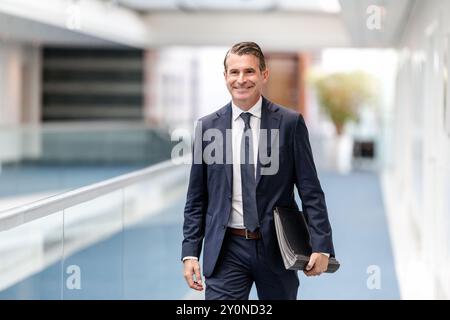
xmin=207 ymin=164 xmax=223 ymax=173
xmin=207 ymin=164 xmax=224 ymax=187
xmin=259 ymin=144 xmax=286 ymax=176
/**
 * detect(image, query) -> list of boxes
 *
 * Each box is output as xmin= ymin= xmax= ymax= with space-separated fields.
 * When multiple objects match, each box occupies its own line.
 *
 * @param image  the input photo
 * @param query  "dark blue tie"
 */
xmin=239 ymin=112 xmax=260 ymax=232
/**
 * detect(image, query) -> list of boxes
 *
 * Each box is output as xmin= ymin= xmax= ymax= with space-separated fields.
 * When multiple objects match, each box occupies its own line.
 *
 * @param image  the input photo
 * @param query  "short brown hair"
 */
xmin=223 ymin=42 xmax=266 ymax=72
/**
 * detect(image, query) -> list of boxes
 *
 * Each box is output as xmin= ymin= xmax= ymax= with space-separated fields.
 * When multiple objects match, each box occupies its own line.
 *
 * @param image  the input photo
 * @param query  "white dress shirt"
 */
xmin=227 ymin=97 xmax=262 ymax=229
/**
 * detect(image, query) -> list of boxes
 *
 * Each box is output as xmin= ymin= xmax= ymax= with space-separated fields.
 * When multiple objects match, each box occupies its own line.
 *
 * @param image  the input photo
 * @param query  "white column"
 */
xmin=0 ymin=41 xmax=23 ymax=126
xmin=21 ymin=44 xmax=42 ymax=125
xmin=0 ymin=41 xmax=42 ymax=164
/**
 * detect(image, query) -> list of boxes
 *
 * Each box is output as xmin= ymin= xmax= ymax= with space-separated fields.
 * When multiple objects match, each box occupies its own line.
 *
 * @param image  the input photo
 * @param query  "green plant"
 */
xmin=312 ymin=71 xmax=377 ymax=135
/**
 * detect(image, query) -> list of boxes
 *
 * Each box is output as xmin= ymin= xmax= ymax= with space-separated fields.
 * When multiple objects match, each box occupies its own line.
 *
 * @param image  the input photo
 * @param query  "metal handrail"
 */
xmin=0 ymin=157 xmax=189 ymax=232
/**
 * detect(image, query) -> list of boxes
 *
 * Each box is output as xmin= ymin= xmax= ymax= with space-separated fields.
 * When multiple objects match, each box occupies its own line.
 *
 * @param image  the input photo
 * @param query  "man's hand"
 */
xmin=183 ymin=259 xmax=204 ymax=291
xmin=303 ymin=253 xmax=329 ymax=277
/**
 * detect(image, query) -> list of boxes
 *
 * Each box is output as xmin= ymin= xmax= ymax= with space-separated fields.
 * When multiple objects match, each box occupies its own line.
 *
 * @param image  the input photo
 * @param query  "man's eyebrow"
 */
xmin=228 ymin=67 xmax=256 ymax=72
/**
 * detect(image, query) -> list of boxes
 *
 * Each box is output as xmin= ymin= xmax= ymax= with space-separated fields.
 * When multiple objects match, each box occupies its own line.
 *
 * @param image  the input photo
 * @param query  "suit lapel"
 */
xmin=213 ymin=103 xmax=233 ymax=192
xmin=256 ymin=97 xmax=281 ymax=187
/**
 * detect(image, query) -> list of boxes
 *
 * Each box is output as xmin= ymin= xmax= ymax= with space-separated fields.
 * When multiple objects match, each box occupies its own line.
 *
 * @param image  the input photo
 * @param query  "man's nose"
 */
xmin=237 ymin=73 xmax=246 ymax=84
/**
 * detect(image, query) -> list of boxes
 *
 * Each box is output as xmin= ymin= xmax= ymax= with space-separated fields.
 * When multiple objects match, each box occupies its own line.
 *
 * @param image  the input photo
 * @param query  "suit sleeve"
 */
xmin=293 ymin=114 xmax=335 ymax=257
xmin=181 ymin=121 xmax=208 ymax=260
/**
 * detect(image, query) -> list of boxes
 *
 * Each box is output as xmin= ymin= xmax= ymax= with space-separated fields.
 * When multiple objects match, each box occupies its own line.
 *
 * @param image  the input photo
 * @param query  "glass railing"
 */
xmin=0 ymin=123 xmax=178 ymax=212
xmin=0 ymin=158 xmax=190 ymax=299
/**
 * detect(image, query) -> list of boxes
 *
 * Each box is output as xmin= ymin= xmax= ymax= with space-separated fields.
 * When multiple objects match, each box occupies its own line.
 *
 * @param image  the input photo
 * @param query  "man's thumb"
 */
xmin=306 ymin=258 xmax=315 ymax=271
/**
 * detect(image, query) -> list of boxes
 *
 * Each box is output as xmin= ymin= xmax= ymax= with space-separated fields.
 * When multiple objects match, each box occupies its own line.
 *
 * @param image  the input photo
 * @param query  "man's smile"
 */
xmin=233 ymin=85 xmax=254 ymax=91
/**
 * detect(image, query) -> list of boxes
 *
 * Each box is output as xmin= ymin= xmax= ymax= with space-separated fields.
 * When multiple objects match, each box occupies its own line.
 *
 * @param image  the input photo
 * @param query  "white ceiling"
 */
xmin=0 ymin=0 xmax=415 ymax=49
xmin=117 ymin=0 xmax=415 ymax=48
xmin=117 ymin=0 xmax=341 ymax=13
xmin=0 ymin=12 xmax=115 ymax=46
xmin=339 ymin=0 xmax=415 ymax=47
xmin=144 ymin=11 xmax=351 ymax=50
xmin=0 ymin=0 xmax=149 ymax=47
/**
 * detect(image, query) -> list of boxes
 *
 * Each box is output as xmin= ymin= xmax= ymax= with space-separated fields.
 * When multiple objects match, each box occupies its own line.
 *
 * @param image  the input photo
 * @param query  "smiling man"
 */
xmin=224 ymin=50 xmax=268 ymax=109
xmin=182 ymin=42 xmax=335 ymax=300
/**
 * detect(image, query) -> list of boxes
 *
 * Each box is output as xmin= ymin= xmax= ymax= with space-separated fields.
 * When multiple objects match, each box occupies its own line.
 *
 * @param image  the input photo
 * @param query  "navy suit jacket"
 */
xmin=182 ymin=96 xmax=335 ymax=277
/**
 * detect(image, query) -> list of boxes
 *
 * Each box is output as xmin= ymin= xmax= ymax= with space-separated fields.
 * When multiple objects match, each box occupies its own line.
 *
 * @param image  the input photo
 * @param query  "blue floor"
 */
xmin=294 ymin=170 xmax=400 ymax=299
xmin=0 ymin=164 xmax=147 ymax=198
xmin=0 ymin=170 xmax=400 ymax=300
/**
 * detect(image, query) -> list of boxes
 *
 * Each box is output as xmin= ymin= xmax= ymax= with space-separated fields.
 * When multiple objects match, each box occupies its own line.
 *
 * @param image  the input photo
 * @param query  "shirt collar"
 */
xmin=232 ymin=96 xmax=262 ymax=122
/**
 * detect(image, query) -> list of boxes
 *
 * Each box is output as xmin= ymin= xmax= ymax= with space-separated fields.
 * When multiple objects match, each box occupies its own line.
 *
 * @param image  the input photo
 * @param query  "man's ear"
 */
xmin=263 ymin=69 xmax=269 ymax=82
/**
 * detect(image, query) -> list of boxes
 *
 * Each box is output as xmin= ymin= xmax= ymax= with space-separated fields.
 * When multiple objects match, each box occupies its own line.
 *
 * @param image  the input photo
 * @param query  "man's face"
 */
xmin=224 ymin=53 xmax=269 ymax=109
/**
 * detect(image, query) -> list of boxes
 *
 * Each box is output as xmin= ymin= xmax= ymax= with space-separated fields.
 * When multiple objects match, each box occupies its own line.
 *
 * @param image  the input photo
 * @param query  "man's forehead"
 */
xmin=226 ymin=54 xmax=259 ymax=69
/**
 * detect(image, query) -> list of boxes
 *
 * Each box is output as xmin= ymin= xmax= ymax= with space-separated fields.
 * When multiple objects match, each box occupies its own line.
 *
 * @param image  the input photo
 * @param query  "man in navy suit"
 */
xmin=182 ymin=42 xmax=335 ymax=300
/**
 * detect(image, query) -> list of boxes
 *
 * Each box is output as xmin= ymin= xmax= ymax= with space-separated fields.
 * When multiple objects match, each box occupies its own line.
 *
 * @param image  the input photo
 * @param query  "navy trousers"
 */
xmin=205 ymin=231 xmax=299 ymax=300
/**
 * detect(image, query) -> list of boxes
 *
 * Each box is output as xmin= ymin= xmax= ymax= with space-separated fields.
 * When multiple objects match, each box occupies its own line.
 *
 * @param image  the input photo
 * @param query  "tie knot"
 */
xmin=240 ymin=112 xmax=252 ymax=128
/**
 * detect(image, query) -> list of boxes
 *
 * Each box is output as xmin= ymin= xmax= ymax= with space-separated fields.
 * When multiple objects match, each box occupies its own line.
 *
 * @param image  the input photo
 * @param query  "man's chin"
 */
xmin=232 ymin=90 xmax=256 ymax=100
xmin=233 ymin=94 xmax=251 ymax=100
xmin=231 ymin=94 xmax=260 ymax=108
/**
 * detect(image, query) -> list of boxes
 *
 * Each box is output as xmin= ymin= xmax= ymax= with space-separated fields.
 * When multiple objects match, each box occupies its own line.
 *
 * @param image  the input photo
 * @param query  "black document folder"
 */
xmin=273 ymin=206 xmax=340 ymax=273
